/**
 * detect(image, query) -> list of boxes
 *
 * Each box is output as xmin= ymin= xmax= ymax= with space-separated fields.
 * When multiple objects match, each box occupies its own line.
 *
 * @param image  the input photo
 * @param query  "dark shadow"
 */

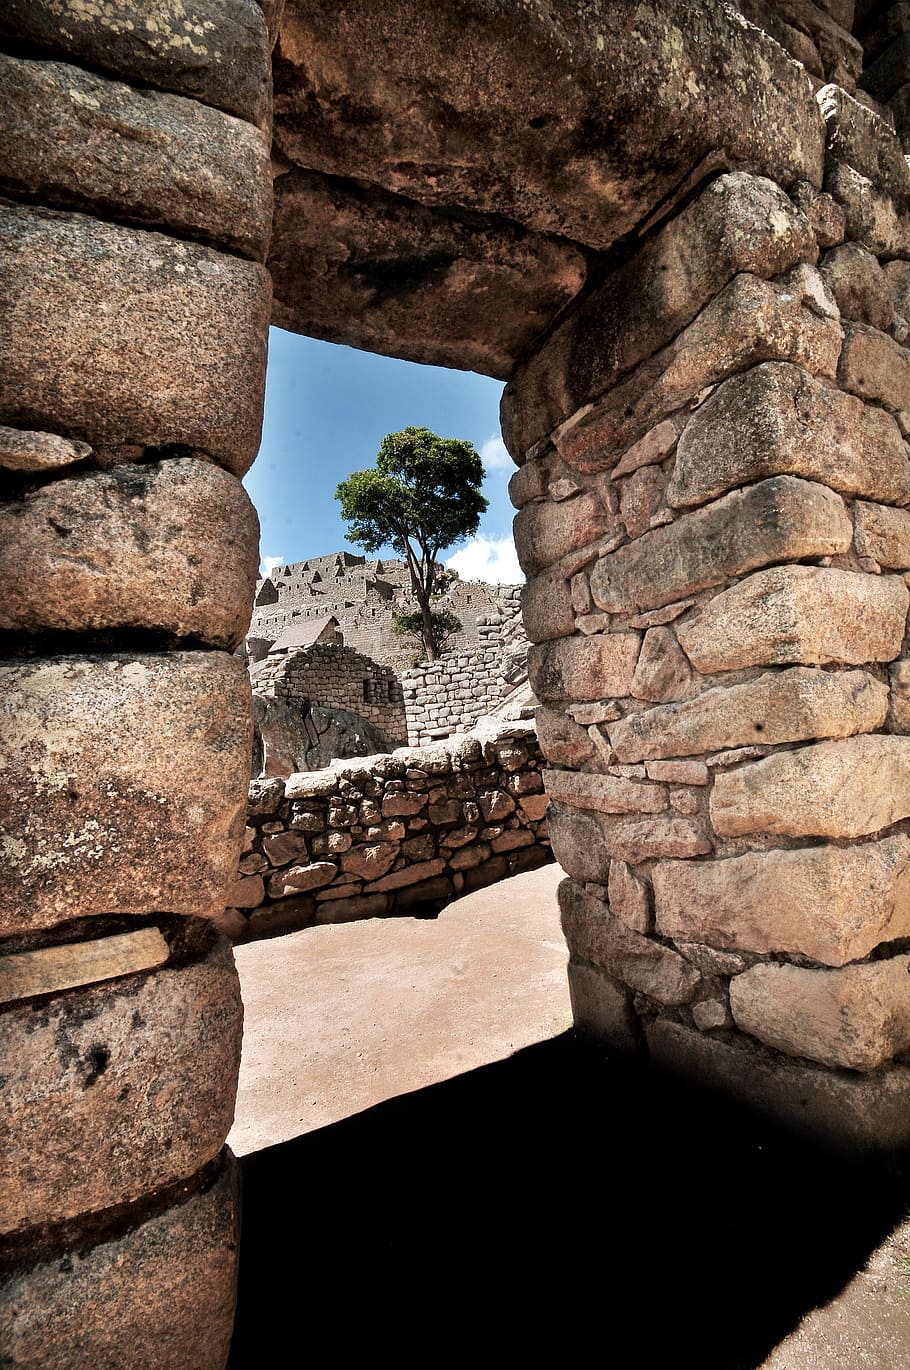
xmin=230 ymin=1034 xmax=910 ymax=1369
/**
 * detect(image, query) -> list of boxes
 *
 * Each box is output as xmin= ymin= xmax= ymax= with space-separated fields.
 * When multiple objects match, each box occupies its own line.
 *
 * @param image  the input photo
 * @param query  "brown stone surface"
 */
xmin=677 ymin=567 xmax=908 ymax=672
xmin=825 ymin=159 xmax=910 ymax=259
xmin=0 ymin=0 xmax=271 ymax=127
xmin=544 ymin=769 xmax=667 ymax=815
xmin=0 ymin=424 xmax=90 ymax=473
xmin=839 ymin=321 xmax=910 ymax=412
xmin=818 ymin=83 xmax=910 ymax=205
xmin=629 ymin=627 xmax=692 ymax=704
xmin=545 ymin=804 xmax=611 ymax=884
xmin=667 ymin=361 xmax=910 ymax=509
xmin=613 ymin=420 xmax=680 ymax=478
xmin=602 ymin=815 xmax=712 ymax=863
xmin=510 ymin=270 xmax=842 ymax=466
xmin=710 ymin=734 xmax=910 ymax=839
xmin=854 ymin=501 xmax=910 ymax=568
xmin=513 ymin=492 xmax=614 ymax=577
xmin=0 ymin=460 xmax=258 ymax=648
xmin=566 ymin=959 xmax=642 ymax=1053
xmin=500 ymin=172 xmax=815 ymax=447
xmin=607 ymin=858 xmax=650 ymax=934
xmin=534 ymin=706 xmax=594 ymax=768
xmin=0 ymin=921 xmax=241 ymax=1233
xmin=819 ymin=243 xmax=894 ymax=331
xmin=653 ymin=835 xmax=910 ymax=967
xmin=0 ymin=653 xmax=252 ymax=933
xmin=559 ymin=878 xmax=700 ymax=1005
xmin=268 ymin=167 xmax=589 ymax=379
xmin=645 ymin=1018 xmax=910 ymax=1151
xmin=591 ymin=477 xmax=851 ymax=615
xmin=729 ymin=957 xmax=910 ymax=1072
xmin=273 ymin=3 xmax=822 ymax=251
xmin=528 ymin=634 xmax=640 ymax=702
xmin=267 ymin=861 xmax=337 ymax=897
xmin=610 ymin=668 xmax=888 ymax=762
xmin=0 ymin=927 xmax=168 ymax=1005
xmin=521 ymin=571 xmax=575 ymax=643
xmin=0 ymin=204 xmax=270 ymax=477
xmin=0 ymin=54 xmax=272 ymax=262
xmin=0 ymin=1151 xmax=240 ymax=1370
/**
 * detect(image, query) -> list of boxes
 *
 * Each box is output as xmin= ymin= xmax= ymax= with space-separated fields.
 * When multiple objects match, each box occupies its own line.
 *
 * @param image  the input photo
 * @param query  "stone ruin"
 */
xmin=2 ymin=0 xmax=910 ymax=1363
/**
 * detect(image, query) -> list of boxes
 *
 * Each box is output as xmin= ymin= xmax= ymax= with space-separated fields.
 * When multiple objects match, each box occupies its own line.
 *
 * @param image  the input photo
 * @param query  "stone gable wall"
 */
xmin=253 ymin=642 xmax=407 ymax=745
xmin=223 ymin=720 xmax=551 ymax=941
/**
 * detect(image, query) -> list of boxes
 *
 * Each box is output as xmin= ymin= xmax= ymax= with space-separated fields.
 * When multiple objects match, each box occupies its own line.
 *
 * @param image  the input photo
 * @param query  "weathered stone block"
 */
xmin=645 ymin=1018 xmax=910 ymax=1152
xmin=0 ymin=919 xmax=241 ymax=1234
xmin=825 ymin=159 xmax=910 ymax=258
xmin=0 ymin=653 xmax=251 ymax=933
xmin=0 ymin=204 xmax=270 ymax=476
xmin=607 ymin=858 xmax=650 ymax=934
xmin=840 ymin=321 xmax=910 ymax=412
xmin=559 ymin=879 xmax=700 ymax=1005
xmin=818 ymin=83 xmax=910 ymax=206
xmin=711 ymin=734 xmax=910 ymax=839
xmin=0 ymin=424 xmax=90 ymax=473
xmin=0 ymin=460 xmax=258 ymax=648
xmin=0 ymin=54 xmax=272 ymax=262
xmin=534 ymin=707 xmax=595 ymax=767
xmin=513 ymin=493 xmax=614 ymax=576
xmin=610 ymin=667 xmax=888 ymax=762
xmin=667 ymin=362 xmax=910 ymax=508
xmin=268 ymin=167 xmax=588 ymax=379
xmin=854 ymin=501 xmax=910 ymax=569
xmin=566 ymin=959 xmax=642 ymax=1053
xmin=268 ymin=862 xmax=338 ymax=898
xmin=601 ymin=815 xmax=712 ymax=863
xmin=519 ymin=271 xmax=842 ymax=470
xmin=730 ymin=957 xmax=910 ymax=1072
xmin=501 ymin=172 xmax=816 ymax=455
xmin=545 ymin=769 xmax=667 ymax=814
xmin=0 ymin=0 xmax=271 ymax=127
xmin=677 ymin=567 xmax=908 ymax=672
xmin=819 ymin=243 xmax=894 ymax=331
xmin=0 ymin=1151 xmax=240 ymax=1370
xmin=366 ymin=858 xmax=447 ymax=892
xmin=629 ymin=627 xmax=692 ymax=703
xmin=528 ymin=634 xmax=641 ymax=702
xmin=591 ymin=477 xmax=851 ymax=615
xmin=521 ymin=571 xmax=575 ymax=642
xmin=653 ymin=835 xmax=910 ymax=967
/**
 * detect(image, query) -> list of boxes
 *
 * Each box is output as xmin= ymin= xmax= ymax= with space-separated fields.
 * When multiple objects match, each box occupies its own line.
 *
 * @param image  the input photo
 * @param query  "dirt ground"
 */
xmin=229 ymin=865 xmax=910 ymax=1370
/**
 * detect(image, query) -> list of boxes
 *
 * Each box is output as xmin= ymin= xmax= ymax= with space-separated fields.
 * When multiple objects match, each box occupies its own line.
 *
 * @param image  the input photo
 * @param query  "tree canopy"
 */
xmin=336 ymin=426 xmax=488 ymax=660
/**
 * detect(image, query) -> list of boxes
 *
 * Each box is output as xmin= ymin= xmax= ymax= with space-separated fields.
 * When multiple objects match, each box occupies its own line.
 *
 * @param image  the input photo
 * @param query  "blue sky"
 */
xmin=244 ymin=326 xmax=523 ymax=582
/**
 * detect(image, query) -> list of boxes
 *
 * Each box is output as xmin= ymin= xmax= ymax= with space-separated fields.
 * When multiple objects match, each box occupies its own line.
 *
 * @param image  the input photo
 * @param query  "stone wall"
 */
xmin=223 ymin=720 xmax=551 ymax=940
xmin=253 ymin=642 xmax=407 ymax=745
xmin=503 ymin=107 xmax=910 ymax=1151
xmin=402 ymin=585 xmax=528 ymax=744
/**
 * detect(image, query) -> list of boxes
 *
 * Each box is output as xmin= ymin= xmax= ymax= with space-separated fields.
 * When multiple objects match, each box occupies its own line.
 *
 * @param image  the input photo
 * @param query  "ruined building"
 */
xmin=2 ymin=1 xmax=910 ymax=1364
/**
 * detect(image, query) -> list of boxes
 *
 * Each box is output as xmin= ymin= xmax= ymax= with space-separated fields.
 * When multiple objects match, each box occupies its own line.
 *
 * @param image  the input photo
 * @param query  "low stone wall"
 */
xmin=223 ymin=720 xmax=552 ymax=941
xmin=253 ymin=642 xmax=407 ymax=745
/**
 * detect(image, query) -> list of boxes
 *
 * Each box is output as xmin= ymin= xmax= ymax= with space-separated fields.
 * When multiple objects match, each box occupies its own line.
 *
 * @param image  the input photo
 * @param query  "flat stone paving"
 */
xmin=230 ymin=863 xmax=910 ymax=1369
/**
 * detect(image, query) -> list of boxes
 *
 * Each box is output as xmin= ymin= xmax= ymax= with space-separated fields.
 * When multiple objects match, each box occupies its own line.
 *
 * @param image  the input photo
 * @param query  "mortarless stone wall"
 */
xmin=503 ymin=105 xmax=910 ymax=1152
xmin=253 ymin=642 xmax=408 ymax=745
xmin=223 ymin=720 xmax=551 ymax=940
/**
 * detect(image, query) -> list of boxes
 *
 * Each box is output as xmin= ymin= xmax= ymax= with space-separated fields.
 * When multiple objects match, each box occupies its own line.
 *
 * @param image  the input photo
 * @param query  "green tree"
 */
xmin=336 ymin=426 xmax=488 ymax=660
xmin=392 ymin=605 xmax=462 ymax=659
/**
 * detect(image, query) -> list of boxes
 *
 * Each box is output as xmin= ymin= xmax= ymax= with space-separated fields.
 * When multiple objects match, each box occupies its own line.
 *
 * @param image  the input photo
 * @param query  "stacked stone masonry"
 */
xmin=223 ymin=720 xmax=552 ymax=941
xmin=0 ymin=1 xmax=272 ymax=1361
xmin=504 ymin=119 xmax=910 ymax=1152
xmin=253 ymin=642 xmax=408 ymax=746
xmin=401 ymin=586 xmax=528 ymax=745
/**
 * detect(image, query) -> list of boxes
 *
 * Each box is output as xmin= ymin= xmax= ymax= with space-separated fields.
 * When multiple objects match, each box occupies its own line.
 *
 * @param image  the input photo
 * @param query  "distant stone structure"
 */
xmin=249 ymin=549 xmax=521 ymax=668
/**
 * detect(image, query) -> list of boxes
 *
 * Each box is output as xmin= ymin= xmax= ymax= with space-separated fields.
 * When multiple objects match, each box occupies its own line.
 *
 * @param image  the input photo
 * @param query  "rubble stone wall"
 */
xmin=223 ymin=721 xmax=551 ymax=940
xmin=503 ymin=103 xmax=910 ymax=1152
xmin=253 ymin=642 xmax=408 ymax=744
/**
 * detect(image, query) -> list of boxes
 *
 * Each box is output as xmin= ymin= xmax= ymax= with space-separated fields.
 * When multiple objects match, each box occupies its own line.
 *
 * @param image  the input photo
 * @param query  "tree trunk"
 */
xmin=417 ymin=589 xmax=438 ymax=661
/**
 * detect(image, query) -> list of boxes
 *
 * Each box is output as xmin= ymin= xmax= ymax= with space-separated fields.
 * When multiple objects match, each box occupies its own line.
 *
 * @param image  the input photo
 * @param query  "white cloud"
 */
xmin=260 ymin=553 xmax=285 ymax=579
xmin=446 ymin=536 xmax=523 ymax=584
xmin=480 ymin=434 xmax=514 ymax=475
